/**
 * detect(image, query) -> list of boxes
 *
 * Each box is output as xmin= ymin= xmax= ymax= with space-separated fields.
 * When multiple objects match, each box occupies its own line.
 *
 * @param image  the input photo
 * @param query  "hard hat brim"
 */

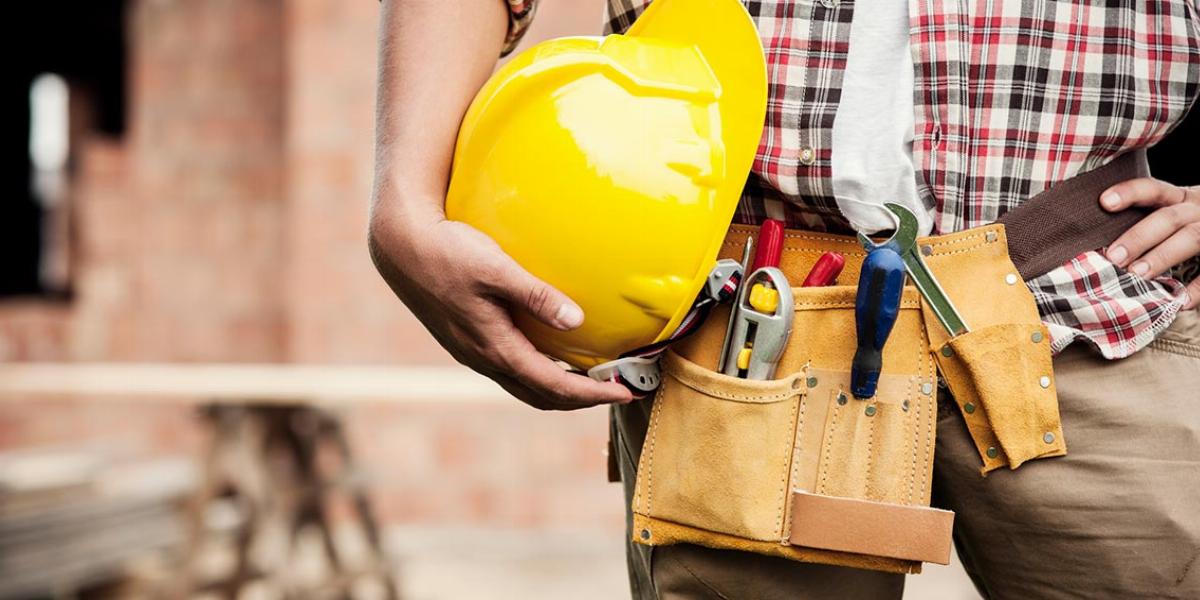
xmin=627 ymin=0 xmax=768 ymax=346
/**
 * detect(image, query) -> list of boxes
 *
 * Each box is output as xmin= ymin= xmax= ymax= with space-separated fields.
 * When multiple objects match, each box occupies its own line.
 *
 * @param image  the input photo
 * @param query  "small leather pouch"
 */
xmin=628 ymin=223 xmax=1064 ymax=574
xmin=918 ymin=226 xmax=1066 ymax=474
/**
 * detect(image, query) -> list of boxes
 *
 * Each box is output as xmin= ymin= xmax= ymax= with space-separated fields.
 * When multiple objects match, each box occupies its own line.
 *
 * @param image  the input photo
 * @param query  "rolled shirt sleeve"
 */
xmin=378 ymin=0 xmax=537 ymax=57
xmin=502 ymin=0 xmax=538 ymax=56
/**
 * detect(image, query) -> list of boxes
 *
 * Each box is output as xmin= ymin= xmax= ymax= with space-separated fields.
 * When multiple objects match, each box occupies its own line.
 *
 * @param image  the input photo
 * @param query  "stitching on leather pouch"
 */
xmin=782 ymin=247 xmax=868 ymax=257
xmin=783 ymin=384 xmax=810 ymax=543
xmin=775 ymin=393 xmax=801 ymax=540
xmin=817 ymin=400 xmax=841 ymax=495
xmin=721 ymin=236 xmax=860 ymax=249
xmin=793 ymin=300 xmax=922 ymax=310
xmin=927 ymin=339 xmax=937 ymax=488
xmin=907 ymin=380 xmax=919 ymax=504
xmin=919 ymin=330 xmax=936 ymax=502
xmin=925 ymin=232 xmax=987 ymax=250
xmin=719 ymin=238 xmax=867 ymax=258
xmin=780 ymin=232 xmax=862 ymax=244
xmin=722 ymin=228 xmax=860 ymax=245
xmin=665 ymin=355 xmax=800 ymax=403
xmin=927 ymin=244 xmax=994 ymax=258
xmin=920 ymin=372 xmax=935 ymax=502
xmin=865 ymin=397 xmax=876 ymax=495
xmin=724 ymin=226 xmax=1001 ymax=255
xmin=673 ymin=375 xmax=798 ymax=403
xmin=638 ymin=378 xmax=668 ymax=516
xmin=899 ymin=376 xmax=917 ymax=504
xmin=904 ymin=324 xmax=934 ymax=504
xmin=679 ymin=383 xmax=797 ymax=403
xmin=923 ymin=227 xmax=1006 ymax=254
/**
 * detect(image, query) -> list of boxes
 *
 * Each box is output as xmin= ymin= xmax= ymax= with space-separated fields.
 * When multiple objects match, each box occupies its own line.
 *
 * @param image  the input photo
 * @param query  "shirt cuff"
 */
xmin=502 ymin=0 xmax=538 ymax=56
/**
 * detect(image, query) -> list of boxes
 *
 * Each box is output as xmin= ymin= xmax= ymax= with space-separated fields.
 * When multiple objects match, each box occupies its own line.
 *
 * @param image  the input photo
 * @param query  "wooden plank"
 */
xmin=0 ymin=512 xmax=181 ymax=599
xmin=0 ymin=363 xmax=513 ymax=405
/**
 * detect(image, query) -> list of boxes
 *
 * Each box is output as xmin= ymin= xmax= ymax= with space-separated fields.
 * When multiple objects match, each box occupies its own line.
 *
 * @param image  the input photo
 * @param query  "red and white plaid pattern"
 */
xmin=510 ymin=0 xmax=1200 ymax=358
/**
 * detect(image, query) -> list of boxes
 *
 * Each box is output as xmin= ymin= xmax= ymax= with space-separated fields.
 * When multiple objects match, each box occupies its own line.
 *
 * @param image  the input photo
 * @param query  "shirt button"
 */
xmin=799 ymin=146 xmax=816 ymax=166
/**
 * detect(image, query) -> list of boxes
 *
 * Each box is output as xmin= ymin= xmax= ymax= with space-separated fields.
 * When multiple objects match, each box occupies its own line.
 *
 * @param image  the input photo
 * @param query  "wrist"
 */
xmin=371 ymin=171 xmax=446 ymax=222
xmin=369 ymin=183 xmax=447 ymax=256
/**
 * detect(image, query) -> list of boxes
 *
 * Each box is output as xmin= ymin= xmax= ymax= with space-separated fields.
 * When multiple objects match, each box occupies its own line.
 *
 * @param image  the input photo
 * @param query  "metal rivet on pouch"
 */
xmin=920 ymin=382 xmax=933 ymax=396
xmin=1039 ymin=376 xmax=1051 ymax=389
xmin=865 ymin=405 xmax=877 ymax=417
xmin=1031 ymin=331 xmax=1044 ymax=343
xmin=963 ymin=402 xmax=976 ymax=414
xmin=902 ymin=399 xmax=910 ymax=412
xmin=807 ymin=376 xmax=819 ymax=389
xmin=640 ymin=529 xmax=651 ymax=540
xmin=985 ymin=231 xmax=998 ymax=243
xmin=920 ymin=244 xmax=934 ymax=257
xmin=1005 ymin=273 xmax=1019 ymax=285
xmin=1043 ymin=432 xmax=1056 ymax=444
xmin=986 ymin=447 xmax=998 ymax=459
xmin=837 ymin=392 xmax=848 ymax=406
xmin=941 ymin=346 xmax=955 ymax=358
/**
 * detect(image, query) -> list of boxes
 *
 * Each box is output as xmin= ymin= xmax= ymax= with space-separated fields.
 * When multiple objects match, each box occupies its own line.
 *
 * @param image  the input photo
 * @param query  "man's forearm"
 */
xmin=372 ymin=0 xmax=508 ymax=224
xmin=367 ymin=0 xmax=631 ymax=409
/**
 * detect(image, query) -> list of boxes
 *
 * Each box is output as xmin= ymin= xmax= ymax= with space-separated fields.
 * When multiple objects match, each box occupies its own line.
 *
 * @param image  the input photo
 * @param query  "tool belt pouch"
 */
xmin=629 ymin=224 xmax=1064 ymax=574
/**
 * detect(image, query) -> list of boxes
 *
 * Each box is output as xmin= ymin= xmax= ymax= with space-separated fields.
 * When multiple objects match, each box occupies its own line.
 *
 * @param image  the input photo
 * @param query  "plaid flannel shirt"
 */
xmin=504 ymin=0 xmax=1200 ymax=358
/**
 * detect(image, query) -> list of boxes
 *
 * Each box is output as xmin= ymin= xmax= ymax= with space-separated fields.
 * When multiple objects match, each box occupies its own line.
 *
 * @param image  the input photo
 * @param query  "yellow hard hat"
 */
xmin=446 ymin=0 xmax=767 ymax=370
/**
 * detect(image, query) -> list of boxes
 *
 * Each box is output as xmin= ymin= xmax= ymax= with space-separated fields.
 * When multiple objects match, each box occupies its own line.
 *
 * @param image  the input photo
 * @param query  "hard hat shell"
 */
xmin=446 ymin=0 xmax=767 ymax=369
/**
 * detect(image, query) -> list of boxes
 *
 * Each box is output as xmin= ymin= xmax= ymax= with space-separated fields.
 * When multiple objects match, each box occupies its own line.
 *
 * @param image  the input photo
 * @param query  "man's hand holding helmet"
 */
xmin=367 ymin=0 xmax=632 ymax=411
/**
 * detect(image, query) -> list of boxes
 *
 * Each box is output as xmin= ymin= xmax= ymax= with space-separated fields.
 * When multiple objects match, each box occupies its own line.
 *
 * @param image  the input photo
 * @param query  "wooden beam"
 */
xmin=0 ymin=363 xmax=513 ymax=405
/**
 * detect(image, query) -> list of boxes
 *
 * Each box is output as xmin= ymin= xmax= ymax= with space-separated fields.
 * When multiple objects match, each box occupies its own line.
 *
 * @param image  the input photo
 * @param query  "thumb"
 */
xmin=488 ymin=257 xmax=584 ymax=331
xmin=1100 ymin=177 xmax=1179 ymax=211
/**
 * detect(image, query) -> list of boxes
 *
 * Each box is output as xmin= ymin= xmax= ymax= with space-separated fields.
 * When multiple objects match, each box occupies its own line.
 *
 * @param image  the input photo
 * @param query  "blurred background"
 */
xmin=0 ymin=1 xmax=1194 ymax=599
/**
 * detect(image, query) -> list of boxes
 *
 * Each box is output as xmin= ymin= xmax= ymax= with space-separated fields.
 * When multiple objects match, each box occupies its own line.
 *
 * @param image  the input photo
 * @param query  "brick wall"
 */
xmin=121 ymin=0 xmax=289 ymax=363
xmin=0 ymin=0 xmax=610 ymax=365
xmin=282 ymin=0 xmax=432 ymax=365
xmin=0 ymin=0 xmax=620 ymax=533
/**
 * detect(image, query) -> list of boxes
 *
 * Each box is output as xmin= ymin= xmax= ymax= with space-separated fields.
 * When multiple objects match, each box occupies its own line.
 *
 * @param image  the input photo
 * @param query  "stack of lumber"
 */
xmin=0 ymin=447 xmax=195 ymax=599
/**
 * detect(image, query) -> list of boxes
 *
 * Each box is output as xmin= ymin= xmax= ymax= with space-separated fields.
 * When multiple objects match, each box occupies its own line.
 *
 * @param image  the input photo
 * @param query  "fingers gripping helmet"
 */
xmin=446 ymin=0 xmax=767 ymax=374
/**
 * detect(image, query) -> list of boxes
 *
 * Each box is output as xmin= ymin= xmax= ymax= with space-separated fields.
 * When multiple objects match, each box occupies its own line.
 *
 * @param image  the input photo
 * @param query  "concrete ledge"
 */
xmin=0 ymin=363 xmax=512 ymax=405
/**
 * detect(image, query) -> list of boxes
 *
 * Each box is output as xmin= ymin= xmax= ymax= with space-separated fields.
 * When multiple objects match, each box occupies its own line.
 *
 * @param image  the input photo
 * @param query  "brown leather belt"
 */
xmin=998 ymin=149 xmax=1150 ymax=280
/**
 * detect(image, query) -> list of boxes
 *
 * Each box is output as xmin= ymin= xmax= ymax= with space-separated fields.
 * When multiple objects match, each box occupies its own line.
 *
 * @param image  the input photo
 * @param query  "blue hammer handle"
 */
xmin=851 ymin=245 xmax=907 ymax=399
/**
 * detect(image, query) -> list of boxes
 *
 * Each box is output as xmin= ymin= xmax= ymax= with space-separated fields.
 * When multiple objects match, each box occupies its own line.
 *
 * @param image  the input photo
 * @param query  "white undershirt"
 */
xmin=830 ymin=0 xmax=934 ymax=236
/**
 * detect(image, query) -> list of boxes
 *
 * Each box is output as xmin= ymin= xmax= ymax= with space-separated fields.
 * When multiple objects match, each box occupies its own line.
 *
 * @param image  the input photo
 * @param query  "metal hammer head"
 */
xmin=856 ymin=203 xmax=919 ymax=255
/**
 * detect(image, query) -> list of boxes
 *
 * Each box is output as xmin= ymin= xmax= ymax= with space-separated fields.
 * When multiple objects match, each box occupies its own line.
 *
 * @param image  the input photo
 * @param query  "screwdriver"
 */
xmin=851 ymin=245 xmax=906 ymax=399
xmin=747 ymin=218 xmax=786 ymax=315
xmin=801 ymin=252 xmax=845 ymax=287
xmin=750 ymin=218 xmax=785 ymax=272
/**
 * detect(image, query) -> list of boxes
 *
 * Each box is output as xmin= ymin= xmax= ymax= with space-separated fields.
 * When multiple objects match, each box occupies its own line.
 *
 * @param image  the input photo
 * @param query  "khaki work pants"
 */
xmin=612 ymin=309 xmax=1200 ymax=600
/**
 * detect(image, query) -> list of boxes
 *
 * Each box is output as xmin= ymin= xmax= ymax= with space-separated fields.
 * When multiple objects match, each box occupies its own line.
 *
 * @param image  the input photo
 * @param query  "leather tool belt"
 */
xmin=627 ymin=150 xmax=1150 ymax=574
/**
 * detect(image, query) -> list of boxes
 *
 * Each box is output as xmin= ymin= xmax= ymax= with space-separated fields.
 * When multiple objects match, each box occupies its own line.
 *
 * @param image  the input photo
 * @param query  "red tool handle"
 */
xmin=801 ymin=252 xmax=845 ymax=287
xmin=750 ymin=219 xmax=785 ymax=272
